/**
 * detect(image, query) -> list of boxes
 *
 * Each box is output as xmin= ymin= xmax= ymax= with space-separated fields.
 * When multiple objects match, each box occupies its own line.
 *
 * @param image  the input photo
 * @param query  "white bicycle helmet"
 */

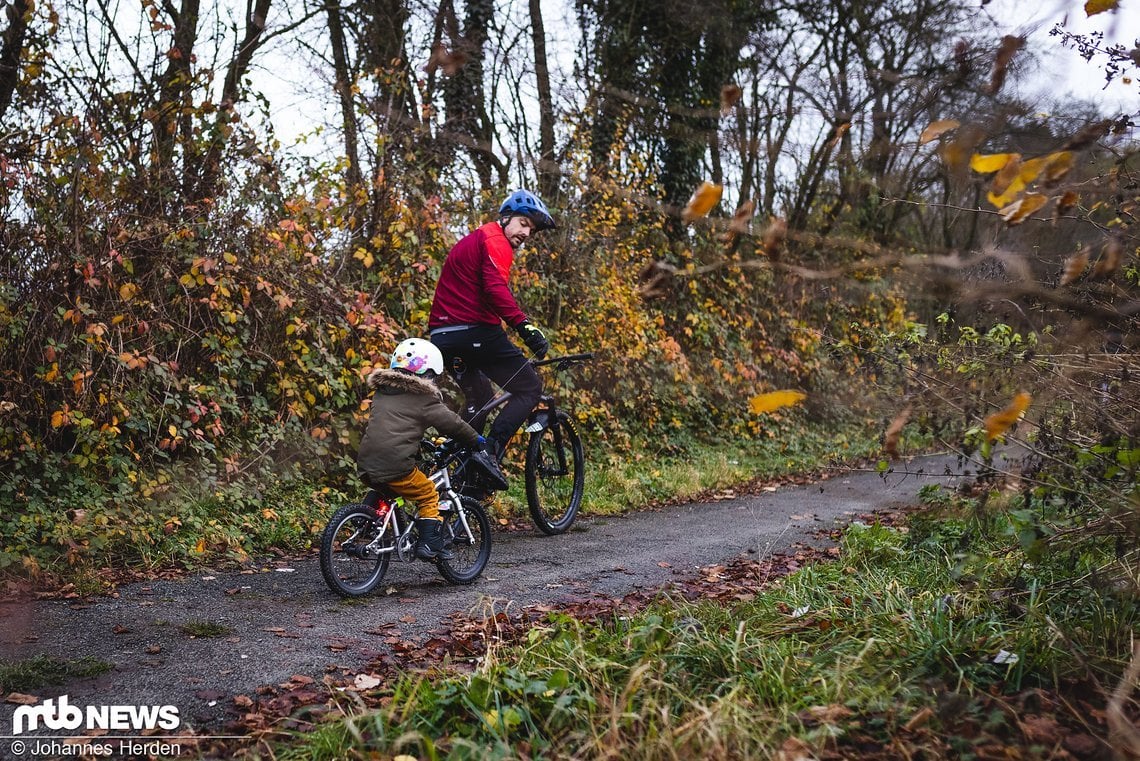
xmin=389 ymin=338 xmax=444 ymax=377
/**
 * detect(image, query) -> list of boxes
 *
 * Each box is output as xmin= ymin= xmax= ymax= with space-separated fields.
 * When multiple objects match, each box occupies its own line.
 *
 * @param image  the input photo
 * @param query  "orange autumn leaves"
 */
xmin=985 ymin=392 xmax=1032 ymax=441
xmin=681 ymin=181 xmax=723 ymax=222
xmin=882 ymin=393 xmax=1031 ymax=460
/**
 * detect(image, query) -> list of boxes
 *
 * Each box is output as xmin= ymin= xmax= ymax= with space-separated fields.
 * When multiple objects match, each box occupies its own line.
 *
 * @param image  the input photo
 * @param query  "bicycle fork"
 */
xmin=430 ymin=467 xmax=477 ymax=546
xmin=527 ymin=397 xmax=570 ymax=476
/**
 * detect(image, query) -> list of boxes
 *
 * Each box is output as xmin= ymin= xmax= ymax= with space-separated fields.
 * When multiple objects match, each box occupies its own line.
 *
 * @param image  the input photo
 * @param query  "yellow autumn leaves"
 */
xmin=970 ymin=150 xmax=1074 ymax=212
xmin=748 ymin=388 xmax=1030 ymax=451
xmin=749 ymin=390 xmax=807 ymax=415
xmin=922 ymin=118 xmax=1086 ymax=226
xmin=881 ymin=393 xmax=1031 ymax=460
xmin=681 ymin=181 xmax=723 ymax=222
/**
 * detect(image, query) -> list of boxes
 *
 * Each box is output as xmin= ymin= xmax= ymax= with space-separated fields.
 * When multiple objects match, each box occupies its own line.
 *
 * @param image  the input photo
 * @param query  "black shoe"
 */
xmin=468 ymin=449 xmax=509 ymax=491
xmin=485 ymin=435 xmax=507 ymax=462
xmin=414 ymin=518 xmax=454 ymax=561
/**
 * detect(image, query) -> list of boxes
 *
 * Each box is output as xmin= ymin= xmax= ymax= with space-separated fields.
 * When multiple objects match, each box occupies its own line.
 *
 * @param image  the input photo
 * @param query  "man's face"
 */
xmin=502 ymin=215 xmax=534 ymax=250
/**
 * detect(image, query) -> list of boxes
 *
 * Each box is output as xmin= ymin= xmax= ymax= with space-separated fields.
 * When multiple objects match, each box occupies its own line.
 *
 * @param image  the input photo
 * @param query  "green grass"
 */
xmin=0 ymin=654 xmax=114 ymax=693
xmin=268 ymin=500 xmax=1138 ymax=760
xmin=180 ymin=620 xmax=233 ymax=638
xmin=494 ymin=418 xmax=885 ymax=518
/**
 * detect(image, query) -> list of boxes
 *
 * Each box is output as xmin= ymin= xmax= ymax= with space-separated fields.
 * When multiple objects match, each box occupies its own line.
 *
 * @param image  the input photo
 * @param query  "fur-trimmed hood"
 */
xmin=367 ymin=368 xmax=441 ymax=397
xmin=357 ymin=367 xmax=479 ymax=485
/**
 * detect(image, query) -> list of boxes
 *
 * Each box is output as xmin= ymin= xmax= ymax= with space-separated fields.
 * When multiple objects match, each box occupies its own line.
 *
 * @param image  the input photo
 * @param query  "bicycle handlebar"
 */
xmin=531 ymin=352 xmax=595 ymax=370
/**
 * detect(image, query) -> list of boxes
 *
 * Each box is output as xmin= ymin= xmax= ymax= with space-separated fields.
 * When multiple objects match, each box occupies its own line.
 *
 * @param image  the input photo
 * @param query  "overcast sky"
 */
xmin=986 ymin=0 xmax=1138 ymax=113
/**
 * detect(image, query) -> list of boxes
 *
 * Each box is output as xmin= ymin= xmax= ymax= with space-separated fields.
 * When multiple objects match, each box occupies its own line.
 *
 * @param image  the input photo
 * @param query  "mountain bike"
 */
xmin=319 ymin=442 xmax=495 ymax=597
xmin=460 ymin=352 xmax=593 ymax=535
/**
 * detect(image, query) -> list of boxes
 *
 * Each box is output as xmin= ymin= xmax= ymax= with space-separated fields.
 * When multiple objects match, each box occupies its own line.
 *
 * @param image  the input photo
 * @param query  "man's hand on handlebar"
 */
xmin=515 ymin=320 xmax=549 ymax=359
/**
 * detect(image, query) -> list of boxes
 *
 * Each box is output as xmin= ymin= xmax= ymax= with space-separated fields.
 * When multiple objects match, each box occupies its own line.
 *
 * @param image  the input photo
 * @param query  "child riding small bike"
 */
xmin=357 ymin=338 xmax=505 ymax=560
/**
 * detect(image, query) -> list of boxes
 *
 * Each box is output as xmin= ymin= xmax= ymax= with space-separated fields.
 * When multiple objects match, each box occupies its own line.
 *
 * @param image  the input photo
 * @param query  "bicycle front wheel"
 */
xmin=525 ymin=410 xmax=585 ymax=535
xmin=437 ymin=496 xmax=492 ymax=584
xmin=319 ymin=504 xmax=392 ymax=597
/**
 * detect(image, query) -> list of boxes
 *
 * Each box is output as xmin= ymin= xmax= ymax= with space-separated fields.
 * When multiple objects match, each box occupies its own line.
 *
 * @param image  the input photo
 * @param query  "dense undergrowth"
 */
xmin=272 ymin=484 xmax=1139 ymax=760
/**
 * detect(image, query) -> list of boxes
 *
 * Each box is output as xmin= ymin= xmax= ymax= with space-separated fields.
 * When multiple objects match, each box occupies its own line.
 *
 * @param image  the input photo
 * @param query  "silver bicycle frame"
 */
xmin=363 ymin=459 xmax=476 ymax=558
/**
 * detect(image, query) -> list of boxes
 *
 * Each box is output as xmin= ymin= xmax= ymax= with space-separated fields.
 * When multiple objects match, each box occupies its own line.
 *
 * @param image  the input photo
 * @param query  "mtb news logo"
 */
xmin=11 ymin=695 xmax=180 ymax=735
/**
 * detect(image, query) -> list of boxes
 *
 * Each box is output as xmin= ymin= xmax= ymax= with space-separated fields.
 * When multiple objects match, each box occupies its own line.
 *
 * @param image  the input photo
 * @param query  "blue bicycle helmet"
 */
xmin=498 ymin=189 xmax=555 ymax=231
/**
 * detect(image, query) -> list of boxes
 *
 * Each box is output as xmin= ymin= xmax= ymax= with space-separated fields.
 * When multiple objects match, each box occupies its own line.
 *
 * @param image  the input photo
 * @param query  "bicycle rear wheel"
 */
xmin=319 ymin=504 xmax=392 ymax=597
xmin=525 ymin=410 xmax=585 ymax=535
xmin=436 ymin=496 xmax=491 ymax=584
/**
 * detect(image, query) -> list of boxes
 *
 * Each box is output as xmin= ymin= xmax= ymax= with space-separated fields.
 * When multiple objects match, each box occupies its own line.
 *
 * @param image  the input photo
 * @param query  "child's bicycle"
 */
xmin=318 ymin=441 xmax=502 ymax=597
xmin=457 ymin=352 xmax=594 ymax=535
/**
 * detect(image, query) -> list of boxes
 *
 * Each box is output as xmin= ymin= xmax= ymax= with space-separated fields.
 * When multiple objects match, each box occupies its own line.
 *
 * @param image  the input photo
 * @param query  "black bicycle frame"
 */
xmin=461 ymin=353 xmax=593 ymax=465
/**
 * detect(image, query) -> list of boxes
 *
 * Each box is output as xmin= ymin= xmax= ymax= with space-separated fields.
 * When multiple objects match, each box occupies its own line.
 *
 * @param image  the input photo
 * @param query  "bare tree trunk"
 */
xmin=442 ymin=0 xmax=504 ymax=190
xmin=0 ymin=0 xmax=31 ymax=121
xmin=192 ymin=0 xmax=272 ymax=203
xmin=361 ymin=0 xmax=416 ymax=126
xmin=528 ymin=0 xmax=558 ymax=199
xmin=325 ymin=1 xmax=363 ymax=196
xmin=151 ymin=0 xmax=201 ymax=196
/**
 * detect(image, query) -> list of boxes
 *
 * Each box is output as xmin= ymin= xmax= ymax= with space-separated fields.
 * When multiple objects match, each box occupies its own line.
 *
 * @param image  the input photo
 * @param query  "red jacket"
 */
xmin=428 ymin=221 xmax=528 ymax=329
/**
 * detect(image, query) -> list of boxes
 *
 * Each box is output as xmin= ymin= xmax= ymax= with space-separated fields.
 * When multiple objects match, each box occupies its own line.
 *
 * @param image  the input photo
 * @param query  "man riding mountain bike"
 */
xmin=428 ymin=189 xmax=556 ymax=462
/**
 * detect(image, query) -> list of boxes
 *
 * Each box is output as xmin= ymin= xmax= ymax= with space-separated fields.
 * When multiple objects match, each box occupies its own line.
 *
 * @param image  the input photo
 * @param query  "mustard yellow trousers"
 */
xmin=385 ymin=468 xmax=441 ymax=521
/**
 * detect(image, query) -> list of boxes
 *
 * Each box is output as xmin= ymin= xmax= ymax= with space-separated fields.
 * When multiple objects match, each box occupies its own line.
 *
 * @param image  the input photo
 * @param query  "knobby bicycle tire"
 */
xmin=525 ymin=410 xmax=585 ymax=535
xmin=436 ymin=495 xmax=492 ymax=584
xmin=319 ymin=503 xmax=392 ymax=597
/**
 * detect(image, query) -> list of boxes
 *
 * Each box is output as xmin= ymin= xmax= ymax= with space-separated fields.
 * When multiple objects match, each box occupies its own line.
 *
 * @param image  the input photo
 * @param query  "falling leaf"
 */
xmin=884 ymin=405 xmax=912 ymax=460
xmin=1053 ymin=190 xmax=1079 ymax=223
xmin=720 ymin=83 xmax=743 ymax=115
xmin=119 ymin=283 xmax=139 ymax=301
xmin=984 ymin=392 xmax=1031 ymax=441
xmin=762 ymin=216 xmax=787 ymax=261
xmin=424 ymin=44 xmax=468 ymax=76
xmin=749 ymin=390 xmax=807 ymax=415
xmin=827 ymin=121 xmax=851 ymax=150
xmin=1042 ymin=151 xmax=1074 ymax=186
xmin=969 ymin=152 xmax=1017 ymax=174
xmin=1059 ymin=246 xmax=1090 ymax=285
xmin=989 ymin=154 xmax=1024 ymax=196
xmin=938 ymin=124 xmax=985 ymax=175
xmin=681 ymin=181 xmax=723 ymax=222
xmin=1015 ymin=156 xmax=1046 ymax=185
xmin=998 ymin=193 xmax=1047 ymax=225
xmin=1091 ymin=239 xmax=1123 ymax=278
xmin=1062 ymin=119 xmax=1112 ymax=151
xmin=919 ymin=119 xmax=960 ymax=145
xmin=729 ymin=200 xmax=755 ymax=234
xmin=1085 ymin=0 xmax=1118 ymax=16
xmin=987 ymin=35 xmax=1025 ymax=94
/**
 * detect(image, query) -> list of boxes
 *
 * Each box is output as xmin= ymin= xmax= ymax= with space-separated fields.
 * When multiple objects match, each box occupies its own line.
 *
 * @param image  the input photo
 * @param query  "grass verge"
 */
xmin=269 ymin=489 xmax=1135 ymax=760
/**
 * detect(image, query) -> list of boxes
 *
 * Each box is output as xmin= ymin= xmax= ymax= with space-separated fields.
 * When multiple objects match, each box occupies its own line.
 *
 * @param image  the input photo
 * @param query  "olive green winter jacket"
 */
xmin=357 ymin=368 xmax=480 ymax=485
